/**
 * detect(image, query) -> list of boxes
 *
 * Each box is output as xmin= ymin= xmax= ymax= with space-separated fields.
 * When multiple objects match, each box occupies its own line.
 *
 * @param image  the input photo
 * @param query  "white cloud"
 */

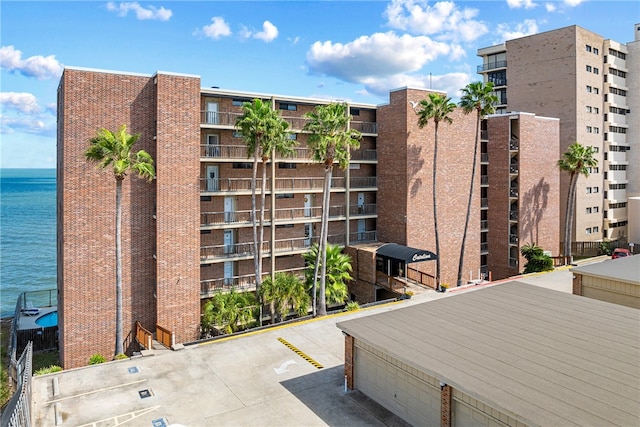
xmin=199 ymin=17 xmax=232 ymax=39
xmin=106 ymin=2 xmax=172 ymax=21
xmin=506 ymin=0 xmax=536 ymax=9
xmin=307 ymin=31 xmax=462 ymax=82
xmin=0 ymin=46 xmax=63 ymax=80
xmin=241 ymin=21 xmax=279 ymax=42
xmin=496 ymin=19 xmax=539 ymax=42
xmin=361 ymin=72 xmax=472 ymax=98
xmin=0 ymin=92 xmax=41 ymax=114
xmin=564 ymin=0 xmax=585 ymax=6
xmin=384 ymin=0 xmax=488 ymax=42
xmin=545 ymin=3 xmax=556 ymax=12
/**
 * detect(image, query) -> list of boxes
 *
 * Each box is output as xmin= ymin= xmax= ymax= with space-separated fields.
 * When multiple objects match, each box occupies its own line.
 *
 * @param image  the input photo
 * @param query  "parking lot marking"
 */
xmin=277 ymin=337 xmax=323 ymax=369
xmin=44 ymin=379 xmax=148 ymax=404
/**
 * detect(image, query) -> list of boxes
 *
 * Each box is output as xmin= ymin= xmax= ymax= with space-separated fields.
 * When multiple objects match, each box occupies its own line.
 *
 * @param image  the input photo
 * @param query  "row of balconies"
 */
xmin=201 ymin=111 xmax=378 ymax=135
xmin=200 ymin=231 xmax=377 ymax=263
xmin=477 ymin=60 xmax=507 ymax=73
xmin=201 ymin=203 xmax=377 ymax=228
xmin=200 ymin=145 xmax=378 ymax=163
xmin=200 ymin=176 xmax=377 ymax=193
xmin=201 ymin=267 xmax=307 ymax=297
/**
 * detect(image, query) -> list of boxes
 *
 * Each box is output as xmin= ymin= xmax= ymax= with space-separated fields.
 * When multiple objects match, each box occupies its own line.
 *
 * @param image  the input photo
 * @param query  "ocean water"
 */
xmin=1 ymin=169 xmax=57 ymax=317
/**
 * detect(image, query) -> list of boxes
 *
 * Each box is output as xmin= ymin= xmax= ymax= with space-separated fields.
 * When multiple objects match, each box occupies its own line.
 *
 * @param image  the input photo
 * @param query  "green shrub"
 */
xmin=523 ymin=255 xmax=554 ymax=274
xmin=345 ymin=301 xmax=360 ymax=311
xmin=34 ymin=365 xmax=63 ymax=376
xmin=598 ymin=241 xmax=613 ymax=256
xmin=114 ymin=353 xmax=128 ymax=361
xmin=88 ymin=354 xmax=107 ymax=365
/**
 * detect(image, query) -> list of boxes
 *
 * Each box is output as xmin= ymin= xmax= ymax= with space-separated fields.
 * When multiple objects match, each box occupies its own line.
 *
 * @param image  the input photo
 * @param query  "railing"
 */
xmin=552 ymin=256 xmax=571 ymax=267
xmin=135 ymin=321 xmax=153 ymax=350
xmin=481 ymin=175 xmax=488 ymax=185
xmin=156 ymin=325 xmax=173 ymax=349
xmin=510 ymin=210 xmax=519 ymax=221
xmin=477 ymin=60 xmax=507 ymax=72
xmin=349 ymin=203 xmax=377 ymax=216
xmin=509 ymin=234 xmax=518 ymax=244
xmin=349 ymin=230 xmax=377 ymax=243
xmin=406 ymin=266 xmax=437 ymax=290
xmin=200 ymin=268 xmax=307 ymax=296
xmin=200 ymin=110 xmax=377 ymax=134
xmin=350 ymin=149 xmax=378 ymax=161
xmin=200 ymin=176 xmax=377 ymax=192
xmin=481 ymin=152 xmax=488 ymax=162
xmin=560 ymin=239 xmax=632 ymax=257
xmin=350 ymin=177 xmax=377 ymax=188
xmin=481 ymin=198 xmax=488 ymax=208
xmin=480 ymin=242 xmax=489 ymax=253
xmin=510 ymin=164 xmax=519 ymax=174
xmin=1 ymin=342 xmax=33 ymax=427
xmin=510 ymin=188 xmax=518 ymax=198
xmin=509 ymin=137 xmax=519 ymax=150
xmin=480 ymin=220 xmax=488 ymax=230
xmin=508 ymin=258 xmax=518 ymax=268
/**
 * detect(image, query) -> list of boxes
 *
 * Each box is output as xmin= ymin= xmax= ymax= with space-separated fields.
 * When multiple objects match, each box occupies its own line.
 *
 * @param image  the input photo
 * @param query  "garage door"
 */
xmin=354 ymin=344 xmax=441 ymax=426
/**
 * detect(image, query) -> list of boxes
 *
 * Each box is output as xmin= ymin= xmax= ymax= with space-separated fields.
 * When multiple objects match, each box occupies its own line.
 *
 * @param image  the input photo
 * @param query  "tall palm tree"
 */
xmin=260 ymin=273 xmax=309 ymax=323
xmin=457 ymin=82 xmax=498 ymax=287
xmin=303 ymin=103 xmax=361 ymax=316
xmin=236 ymin=99 xmax=294 ymax=318
xmin=303 ymin=243 xmax=352 ymax=308
xmin=84 ymin=125 xmax=155 ymax=356
xmin=557 ymin=142 xmax=597 ymax=261
xmin=415 ymin=93 xmax=456 ymax=291
xmin=201 ymin=290 xmax=257 ymax=335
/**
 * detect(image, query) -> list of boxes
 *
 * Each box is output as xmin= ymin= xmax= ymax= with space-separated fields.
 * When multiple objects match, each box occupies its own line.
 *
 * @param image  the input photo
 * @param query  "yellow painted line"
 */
xmin=278 ymin=337 xmax=323 ymax=369
xmin=76 ymin=405 xmax=162 ymax=427
xmin=44 ymin=379 xmax=148 ymax=404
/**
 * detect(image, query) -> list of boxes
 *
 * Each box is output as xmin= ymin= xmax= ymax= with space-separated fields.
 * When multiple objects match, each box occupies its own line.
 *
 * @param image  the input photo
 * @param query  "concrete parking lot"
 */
xmin=31 ymin=265 xmax=585 ymax=426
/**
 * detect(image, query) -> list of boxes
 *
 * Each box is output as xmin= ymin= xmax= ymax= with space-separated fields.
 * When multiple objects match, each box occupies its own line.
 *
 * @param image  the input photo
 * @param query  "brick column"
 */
xmin=572 ymin=273 xmax=582 ymax=295
xmin=344 ymin=334 xmax=354 ymax=390
xmin=441 ymin=384 xmax=452 ymax=427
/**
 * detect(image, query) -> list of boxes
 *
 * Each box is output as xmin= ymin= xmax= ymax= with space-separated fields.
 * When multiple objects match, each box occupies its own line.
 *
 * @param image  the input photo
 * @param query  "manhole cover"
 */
xmin=128 ymin=366 xmax=139 ymax=374
xmin=139 ymin=389 xmax=152 ymax=399
xmin=152 ymin=418 xmax=167 ymax=427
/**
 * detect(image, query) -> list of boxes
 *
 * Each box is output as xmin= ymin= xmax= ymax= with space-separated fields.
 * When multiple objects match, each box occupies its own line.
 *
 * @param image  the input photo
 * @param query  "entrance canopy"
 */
xmin=376 ymin=243 xmax=437 ymax=264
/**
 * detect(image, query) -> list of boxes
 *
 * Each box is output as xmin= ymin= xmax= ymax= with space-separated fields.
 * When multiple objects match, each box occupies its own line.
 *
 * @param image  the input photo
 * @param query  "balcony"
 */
xmin=200 ymin=203 xmax=378 ymax=228
xmin=480 ymin=220 xmax=488 ymax=231
xmin=481 ymin=153 xmax=488 ymax=163
xmin=480 ymin=242 xmax=489 ymax=254
xmin=509 ymin=188 xmax=518 ymax=198
xmin=201 ymin=110 xmax=377 ymax=135
xmin=200 ymin=267 xmax=306 ymax=297
xmin=481 ymin=130 xmax=488 ymax=141
xmin=349 ymin=230 xmax=377 ymax=244
xmin=509 ymin=210 xmax=519 ymax=221
xmin=201 ymin=234 xmax=349 ymax=262
xmin=508 ymin=258 xmax=518 ymax=268
xmin=509 ymin=137 xmax=519 ymax=151
xmin=509 ymin=164 xmax=519 ymax=174
xmin=200 ymin=176 xmax=377 ymax=194
xmin=509 ymin=234 xmax=518 ymax=244
xmin=477 ymin=60 xmax=507 ymax=73
xmin=200 ymin=145 xmax=377 ymax=163
xmin=481 ymin=175 xmax=488 ymax=186
xmin=481 ymin=198 xmax=488 ymax=209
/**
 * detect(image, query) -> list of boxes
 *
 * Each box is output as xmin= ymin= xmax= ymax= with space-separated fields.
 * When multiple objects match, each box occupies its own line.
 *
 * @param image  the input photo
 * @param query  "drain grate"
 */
xmin=138 ymin=389 xmax=153 ymax=399
xmin=151 ymin=418 xmax=167 ymax=427
xmin=128 ymin=366 xmax=139 ymax=374
xmin=278 ymin=337 xmax=323 ymax=369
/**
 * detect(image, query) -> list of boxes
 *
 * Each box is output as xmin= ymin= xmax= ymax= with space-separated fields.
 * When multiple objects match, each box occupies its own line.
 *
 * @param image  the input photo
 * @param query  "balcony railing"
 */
xmin=201 ymin=110 xmax=377 ymax=134
xmin=349 ymin=230 xmax=377 ymax=243
xmin=481 ymin=175 xmax=488 ymax=185
xmin=350 ymin=149 xmax=378 ymax=162
xmin=509 ymin=234 xmax=518 ymax=244
xmin=509 ymin=165 xmax=519 ymax=174
xmin=200 ymin=145 xmax=377 ymax=163
xmin=200 ymin=267 xmax=306 ymax=297
xmin=510 ymin=210 xmax=519 ymax=221
xmin=481 ymin=198 xmax=488 ymax=208
xmin=509 ymin=137 xmax=519 ymax=150
xmin=200 ymin=234 xmax=347 ymax=261
xmin=510 ymin=188 xmax=518 ymax=198
xmin=200 ymin=176 xmax=377 ymax=193
xmin=480 ymin=242 xmax=489 ymax=253
xmin=481 ymin=130 xmax=488 ymax=140
xmin=481 ymin=153 xmax=488 ymax=163
xmin=477 ymin=60 xmax=507 ymax=72
xmin=480 ymin=220 xmax=488 ymax=230
xmin=508 ymin=257 xmax=518 ymax=268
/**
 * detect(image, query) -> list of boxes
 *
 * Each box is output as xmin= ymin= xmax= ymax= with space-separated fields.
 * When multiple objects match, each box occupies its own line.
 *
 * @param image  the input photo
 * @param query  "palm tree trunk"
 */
xmin=457 ymin=113 xmax=481 ymax=286
xmin=258 ymin=155 xmax=269 ymax=323
xmin=115 ymin=178 xmax=124 ymax=356
xmin=251 ymin=150 xmax=261 ymax=318
xmin=564 ymin=172 xmax=577 ymax=261
xmin=318 ymin=164 xmax=332 ymax=316
xmin=433 ymin=124 xmax=441 ymax=291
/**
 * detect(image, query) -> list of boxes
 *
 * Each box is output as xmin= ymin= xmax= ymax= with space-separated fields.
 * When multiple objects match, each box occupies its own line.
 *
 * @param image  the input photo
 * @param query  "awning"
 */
xmin=376 ymin=243 xmax=437 ymax=263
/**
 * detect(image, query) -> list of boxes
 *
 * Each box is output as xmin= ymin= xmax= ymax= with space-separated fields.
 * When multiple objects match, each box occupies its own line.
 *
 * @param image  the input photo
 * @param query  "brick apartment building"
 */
xmin=478 ymin=24 xmax=639 ymax=243
xmin=57 ymin=67 xmax=559 ymax=368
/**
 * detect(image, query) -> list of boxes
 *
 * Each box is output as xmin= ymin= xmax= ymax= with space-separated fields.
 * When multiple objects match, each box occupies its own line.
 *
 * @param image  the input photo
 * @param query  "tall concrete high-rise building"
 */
xmin=478 ymin=25 xmax=637 ymax=243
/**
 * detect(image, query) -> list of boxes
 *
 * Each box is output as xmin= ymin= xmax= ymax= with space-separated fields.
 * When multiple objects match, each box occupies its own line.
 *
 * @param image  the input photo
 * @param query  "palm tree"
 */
xmin=415 ymin=93 xmax=456 ymax=290
xmin=303 ymin=243 xmax=352 ymax=308
xmin=260 ymin=273 xmax=310 ymax=323
xmin=303 ymin=103 xmax=361 ymax=316
xmin=201 ymin=290 xmax=257 ymax=335
xmin=84 ymin=125 xmax=155 ymax=356
xmin=557 ymin=142 xmax=598 ymax=261
xmin=236 ymin=99 xmax=294 ymax=318
xmin=457 ymin=82 xmax=498 ymax=287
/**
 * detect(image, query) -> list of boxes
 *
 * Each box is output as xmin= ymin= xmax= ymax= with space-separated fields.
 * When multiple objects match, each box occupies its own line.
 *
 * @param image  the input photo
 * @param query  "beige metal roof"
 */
xmin=337 ymin=282 xmax=640 ymax=426
xmin=571 ymin=255 xmax=640 ymax=284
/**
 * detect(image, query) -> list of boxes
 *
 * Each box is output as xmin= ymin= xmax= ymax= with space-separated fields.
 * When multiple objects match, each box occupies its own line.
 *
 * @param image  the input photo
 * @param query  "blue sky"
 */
xmin=1 ymin=0 xmax=638 ymax=168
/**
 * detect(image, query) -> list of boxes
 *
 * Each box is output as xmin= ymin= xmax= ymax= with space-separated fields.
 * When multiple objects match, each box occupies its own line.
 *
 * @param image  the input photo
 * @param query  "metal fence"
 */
xmin=1 ymin=342 xmax=33 ymax=427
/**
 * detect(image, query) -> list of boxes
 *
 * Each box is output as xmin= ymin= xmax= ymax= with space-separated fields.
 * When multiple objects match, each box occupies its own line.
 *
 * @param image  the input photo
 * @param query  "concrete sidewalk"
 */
xmin=32 ymin=263 xmax=598 ymax=426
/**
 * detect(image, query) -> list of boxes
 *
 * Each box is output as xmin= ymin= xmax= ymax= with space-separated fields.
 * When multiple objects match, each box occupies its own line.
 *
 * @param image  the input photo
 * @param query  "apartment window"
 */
xmin=610 ymin=106 xmax=627 ymax=115
xmin=586 ymin=85 xmax=592 ymax=93
xmin=278 ymin=102 xmax=297 ymax=111
xmin=586 ymin=126 xmax=592 ymax=133
xmin=608 ymin=48 xmax=626 ymax=60
xmin=200 ymin=229 xmax=211 ymax=235
xmin=232 ymin=98 xmax=250 ymax=107
xmin=276 ymin=224 xmax=294 ymax=229
xmin=233 ymin=131 xmax=243 ymax=138
xmin=594 ymin=107 xmax=599 ymax=114
xmin=586 ymin=187 xmax=592 ymax=194
xmin=610 ymin=183 xmax=627 ymax=190
xmin=586 ymin=65 xmax=592 ymax=72
xmin=278 ymin=162 xmax=297 ymax=169
xmin=586 ymin=106 xmax=592 ymax=113
xmin=276 ymin=193 xmax=294 ymax=199
xmin=593 ymin=187 xmax=599 ymax=193
xmin=586 ymin=45 xmax=592 ymax=52
xmin=586 ymin=207 xmax=592 ymax=214
xmin=287 ymin=133 xmax=297 ymax=140
xmin=593 ymin=206 xmax=599 ymax=213
xmin=200 ymin=196 xmax=212 ymax=202
xmin=609 ymin=87 xmax=627 ymax=97
xmin=593 ymin=167 xmax=599 ymax=173
xmin=610 ymin=145 xmax=630 ymax=152
xmin=593 ymin=87 xmax=599 ymax=94
xmin=592 ymin=146 xmax=599 ymax=153
xmin=594 ymin=127 xmax=599 ymax=134
xmin=609 ymin=126 xmax=627 ymax=134
xmin=350 ymin=107 xmax=360 ymax=116
xmin=488 ymin=70 xmax=507 ymax=86
xmin=593 ymin=47 xmax=599 ymax=55
xmin=593 ymin=67 xmax=599 ymax=75
xmin=233 ymin=162 xmax=252 ymax=169
xmin=609 ymin=202 xmax=627 ymax=209
xmin=586 ymin=227 xmax=592 ymax=234
xmin=593 ymin=226 xmax=599 ymax=233
xmin=610 ymin=221 xmax=628 ymax=228
xmin=610 ymin=68 xmax=627 ymax=78
xmin=609 ymin=164 xmax=627 ymax=171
